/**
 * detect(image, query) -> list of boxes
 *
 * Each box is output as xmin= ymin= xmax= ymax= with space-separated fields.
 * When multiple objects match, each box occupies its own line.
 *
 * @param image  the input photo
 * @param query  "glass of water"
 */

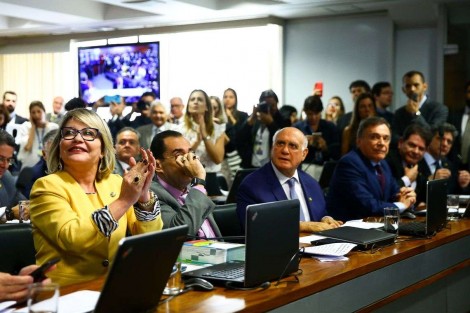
xmin=384 ymin=207 xmax=399 ymax=238
xmin=447 ymin=194 xmax=460 ymax=221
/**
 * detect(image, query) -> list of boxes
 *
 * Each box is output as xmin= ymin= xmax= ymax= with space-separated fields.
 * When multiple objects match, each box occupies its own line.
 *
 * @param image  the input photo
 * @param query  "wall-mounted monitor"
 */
xmin=78 ymin=42 xmax=159 ymax=104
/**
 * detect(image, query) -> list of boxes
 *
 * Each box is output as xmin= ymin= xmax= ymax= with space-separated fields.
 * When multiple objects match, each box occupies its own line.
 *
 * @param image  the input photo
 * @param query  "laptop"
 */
xmin=91 ymin=225 xmax=188 ymax=313
xmin=314 ymin=226 xmax=396 ymax=250
xmin=398 ymin=179 xmax=448 ymax=237
xmin=183 ymin=199 xmax=300 ymax=287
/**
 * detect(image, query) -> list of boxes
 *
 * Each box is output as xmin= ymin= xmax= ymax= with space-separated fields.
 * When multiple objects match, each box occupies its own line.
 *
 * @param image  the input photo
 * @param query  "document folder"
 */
xmin=314 ymin=226 xmax=396 ymax=250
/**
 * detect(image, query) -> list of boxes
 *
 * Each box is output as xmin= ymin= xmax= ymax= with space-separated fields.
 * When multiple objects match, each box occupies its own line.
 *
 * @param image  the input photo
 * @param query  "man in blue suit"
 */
xmin=237 ymin=127 xmax=342 ymax=232
xmin=327 ymin=117 xmax=416 ymax=221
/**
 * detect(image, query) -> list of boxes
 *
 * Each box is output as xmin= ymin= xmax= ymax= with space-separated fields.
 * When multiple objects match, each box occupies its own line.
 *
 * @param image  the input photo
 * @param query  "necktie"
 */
xmin=287 ymin=178 xmax=305 ymax=221
xmin=375 ymin=164 xmax=385 ymax=194
xmin=434 ymin=160 xmax=441 ymax=170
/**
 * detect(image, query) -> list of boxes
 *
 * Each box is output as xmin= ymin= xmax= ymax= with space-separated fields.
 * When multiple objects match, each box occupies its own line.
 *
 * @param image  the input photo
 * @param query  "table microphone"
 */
xmin=433 ymin=125 xmax=445 ymax=180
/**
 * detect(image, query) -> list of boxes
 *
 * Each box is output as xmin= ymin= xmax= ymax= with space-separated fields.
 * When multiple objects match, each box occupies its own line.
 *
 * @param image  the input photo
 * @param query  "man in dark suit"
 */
xmin=236 ymin=127 xmax=342 ymax=232
xmin=150 ymin=130 xmax=221 ymax=237
xmin=326 ymin=117 xmax=416 ymax=221
xmin=0 ymin=130 xmax=27 ymax=223
xmin=113 ymin=127 xmax=141 ymax=176
xmin=2 ymin=91 xmax=28 ymax=125
xmin=45 ymin=96 xmax=64 ymax=124
xmin=418 ymin=123 xmax=470 ymax=195
xmin=392 ymin=70 xmax=448 ymax=139
xmin=372 ymin=81 xmax=394 ymax=126
xmin=447 ymin=81 xmax=470 ymax=166
xmin=386 ymin=124 xmax=431 ymax=205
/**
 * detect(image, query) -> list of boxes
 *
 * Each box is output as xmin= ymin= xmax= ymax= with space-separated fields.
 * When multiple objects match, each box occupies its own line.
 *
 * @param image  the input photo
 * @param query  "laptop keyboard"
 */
xmin=202 ymin=264 xmax=245 ymax=279
xmin=399 ymin=221 xmax=425 ymax=235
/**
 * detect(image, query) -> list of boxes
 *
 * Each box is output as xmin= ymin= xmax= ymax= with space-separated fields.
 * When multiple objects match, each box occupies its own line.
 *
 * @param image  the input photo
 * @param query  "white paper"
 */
xmin=0 ymin=206 xmax=6 ymax=219
xmin=304 ymin=243 xmax=357 ymax=257
xmin=14 ymin=290 xmax=100 ymax=313
xmin=0 ymin=300 xmax=15 ymax=312
xmin=299 ymin=234 xmax=327 ymax=244
xmin=343 ymin=220 xmax=383 ymax=229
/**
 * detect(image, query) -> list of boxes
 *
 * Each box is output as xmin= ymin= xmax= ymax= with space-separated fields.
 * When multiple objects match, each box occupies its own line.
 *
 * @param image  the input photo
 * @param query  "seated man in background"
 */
xmin=386 ymin=124 xmax=431 ymax=206
xmin=418 ymin=123 xmax=470 ymax=194
xmin=16 ymin=129 xmax=58 ymax=199
xmin=294 ymin=95 xmax=340 ymax=179
xmin=150 ymin=130 xmax=221 ymax=237
xmin=326 ymin=117 xmax=416 ymax=221
xmin=0 ymin=129 xmax=27 ymax=223
xmin=236 ymin=127 xmax=342 ymax=232
xmin=114 ymin=127 xmax=141 ymax=176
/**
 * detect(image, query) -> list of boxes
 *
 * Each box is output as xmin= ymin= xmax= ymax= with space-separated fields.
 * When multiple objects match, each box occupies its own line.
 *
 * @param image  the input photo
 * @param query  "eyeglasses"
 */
xmin=0 ymin=156 xmax=14 ymax=166
xmin=61 ymin=127 xmax=100 ymax=141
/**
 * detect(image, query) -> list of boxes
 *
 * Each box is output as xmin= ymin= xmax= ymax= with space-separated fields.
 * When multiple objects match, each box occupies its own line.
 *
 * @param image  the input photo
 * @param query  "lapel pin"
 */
xmin=110 ymin=192 xmax=116 ymax=197
xmin=308 ymin=197 xmax=312 ymax=202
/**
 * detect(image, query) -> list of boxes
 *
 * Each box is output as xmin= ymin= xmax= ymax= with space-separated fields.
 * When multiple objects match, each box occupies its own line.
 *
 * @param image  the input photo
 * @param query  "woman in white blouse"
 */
xmin=17 ymin=101 xmax=58 ymax=168
xmin=181 ymin=89 xmax=228 ymax=195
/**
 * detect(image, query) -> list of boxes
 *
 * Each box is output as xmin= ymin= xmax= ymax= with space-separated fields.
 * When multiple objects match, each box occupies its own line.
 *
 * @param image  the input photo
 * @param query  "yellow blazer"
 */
xmin=30 ymin=171 xmax=163 ymax=286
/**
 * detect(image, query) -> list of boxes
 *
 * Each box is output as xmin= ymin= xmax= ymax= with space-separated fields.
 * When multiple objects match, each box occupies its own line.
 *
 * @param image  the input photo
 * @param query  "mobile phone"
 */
xmin=104 ymin=95 xmax=121 ymax=105
xmin=30 ymin=257 xmax=60 ymax=282
xmin=314 ymin=81 xmax=323 ymax=97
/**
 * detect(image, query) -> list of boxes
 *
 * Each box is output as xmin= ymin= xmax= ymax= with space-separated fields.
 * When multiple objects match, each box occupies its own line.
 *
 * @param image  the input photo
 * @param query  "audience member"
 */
xmin=372 ymin=82 xmax=394 ymax=125
xmin=324 ymin=96 xmax=345 ymax=125
xmin=123 ymin=91 xmax=155 ymax=128
xmin=0 ymin=265 xmax=52 ymax=302
xmin=16 ymin=129 xmax=58 ymax=199
xmin=393 ymin=70 xmax=448 ymax=138
xmin=222 ymin=88 xmax=248 ymax=182
xmin=3 ymin=91 xmax=28 ymax=126
xmin=294 ymin=95 xmax=340 ymax=179
xmin=386 ymin=124 xmax=431 ymax=205
xmin=136 ymin=100 xmax=179 ymax=149
xmin=150 ymin=130 xmax=221 ymax=237
xmin=336 ymin=80 xmax=371 ymax=133
xmin=341 ymin=93 xmax=376 ymax=155
xmin=279 ymin=104 xmax=298 ymax=126
xmin=106 ymin=96 xmax=127 ymax=140
xmin=418 ymin=123 xmax=470 ymax=194
xmin=447 ymin=81 xmax=470 ymax=166
xmin=0 ymin=105 xmax=10 ymax=130
xmin=46 ymin=96 xmax=65 ymax=124
xmin=30 ymin=108 xmax=162 ymax=286
xmin=16 ymin=101 xmax=59 ymax=168
xmin=64 ymin=97 xmax=87 ymax=111
xmin=169 ymin=97 xmax=185 ymax=125
xmin=114 ymin=127 xmax=141 ymax=176
xmin=237 ymin=127 xmax=343 ymax=232
xmin=327 ymin=117 xmax=416 ymax=221
xmin=210 ymin=96 xmax=226 ymax=125
xmin=181 ymin=89 xmax=227 ymax=196
xmin=238 ymin=89 xmax=288 ymax=169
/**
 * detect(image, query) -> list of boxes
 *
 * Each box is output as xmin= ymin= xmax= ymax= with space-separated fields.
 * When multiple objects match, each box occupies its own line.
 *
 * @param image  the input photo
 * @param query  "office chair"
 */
xmin=0 ymin=223 xmax=36 ymax=274
xmin=212 ymin=203 xmax=244 ymax=243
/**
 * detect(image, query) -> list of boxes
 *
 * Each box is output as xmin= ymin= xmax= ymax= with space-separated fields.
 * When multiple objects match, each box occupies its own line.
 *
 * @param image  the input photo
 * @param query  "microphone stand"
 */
xmin=433 ymin=128 xmax=443 ymax=180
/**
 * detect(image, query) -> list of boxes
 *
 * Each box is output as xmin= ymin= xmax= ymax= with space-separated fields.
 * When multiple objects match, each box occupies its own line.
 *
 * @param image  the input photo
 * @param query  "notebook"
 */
xmin=398 ymin=179 xmax=448 ymax=237
xmin=314 ymin=226 xmax=396 ymax=250
xmin=91 ymin=225 xmax=188 ymax=313
xmin=182 ymin=199 xmax=300 ymax=287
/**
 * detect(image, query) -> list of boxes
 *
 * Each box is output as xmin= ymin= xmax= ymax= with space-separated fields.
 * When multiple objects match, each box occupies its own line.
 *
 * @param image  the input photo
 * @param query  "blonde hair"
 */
xmin=184 ymin=89 xmax=214 ymax=136
xmin=47 ymin=108 xmax=115 ymax=181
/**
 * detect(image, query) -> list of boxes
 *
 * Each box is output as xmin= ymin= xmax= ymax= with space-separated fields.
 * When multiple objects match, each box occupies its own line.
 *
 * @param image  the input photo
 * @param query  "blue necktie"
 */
xmin=287 ymin=178 xmax=305 ymax=221
xmin=375 ymin=164 xmax=385 ymax=194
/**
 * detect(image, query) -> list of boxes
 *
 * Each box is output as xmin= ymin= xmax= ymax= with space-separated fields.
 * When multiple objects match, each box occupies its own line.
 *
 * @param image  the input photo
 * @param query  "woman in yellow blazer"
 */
xmin=30 ymin=108 xmax=163 ymax=286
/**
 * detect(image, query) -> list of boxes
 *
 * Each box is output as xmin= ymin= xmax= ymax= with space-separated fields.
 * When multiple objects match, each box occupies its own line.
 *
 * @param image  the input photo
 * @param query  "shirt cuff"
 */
xmin=191 ymin=185 xmax=207 ymax=194
xmin=401 ymin=176 xmax=411 ymax=187
xmin=393 ymin=202 xmax=407 ymax=213
xmin=92 ymin=205 xmax=119 ymax=237
xmin=134 ymin=199 xmax=161 ymax=221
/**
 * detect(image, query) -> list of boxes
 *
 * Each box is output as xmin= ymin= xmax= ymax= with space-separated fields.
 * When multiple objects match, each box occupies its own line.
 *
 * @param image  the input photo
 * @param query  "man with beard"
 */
xmin=2 ymin=91 xmax=28 ymax=126
xmin=326 ymin=117 xmax=416 ymax=221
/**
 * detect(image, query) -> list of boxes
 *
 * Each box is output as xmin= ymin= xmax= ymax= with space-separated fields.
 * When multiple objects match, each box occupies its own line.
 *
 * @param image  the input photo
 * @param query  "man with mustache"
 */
xmin=327 ymin=117 xmax=416 ymax=221
xmin=2 ymin=91 xmax=28 ymax=126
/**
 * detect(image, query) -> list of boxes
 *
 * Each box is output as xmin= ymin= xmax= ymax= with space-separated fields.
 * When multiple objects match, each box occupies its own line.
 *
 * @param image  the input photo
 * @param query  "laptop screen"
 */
xmin=425 ymin=179 xmax=448 ymax=235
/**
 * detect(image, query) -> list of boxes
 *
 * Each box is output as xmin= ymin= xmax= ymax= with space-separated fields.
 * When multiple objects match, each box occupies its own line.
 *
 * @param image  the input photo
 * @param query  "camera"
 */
xmin=137 ymin=99 xmax=151 ymax=111
xmin=256 ymin=101 xmax=270 ymax=114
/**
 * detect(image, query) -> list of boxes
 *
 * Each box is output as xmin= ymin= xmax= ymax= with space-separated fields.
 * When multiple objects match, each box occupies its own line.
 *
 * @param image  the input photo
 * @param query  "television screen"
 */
xmin=78 ymin=42 xmax=160 ymax=104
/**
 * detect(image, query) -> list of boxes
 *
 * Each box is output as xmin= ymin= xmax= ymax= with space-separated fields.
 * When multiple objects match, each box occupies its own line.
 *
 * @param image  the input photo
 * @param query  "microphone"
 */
xmin=433 ymin=126 xmax=444 ymax=180
xmin=12 ymin=128 xmax=17 ymax=138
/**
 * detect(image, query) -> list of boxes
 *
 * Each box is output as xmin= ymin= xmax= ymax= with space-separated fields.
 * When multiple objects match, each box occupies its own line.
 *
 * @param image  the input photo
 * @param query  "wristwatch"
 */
xmin=190 ymin=177 xmax=206 ymax=187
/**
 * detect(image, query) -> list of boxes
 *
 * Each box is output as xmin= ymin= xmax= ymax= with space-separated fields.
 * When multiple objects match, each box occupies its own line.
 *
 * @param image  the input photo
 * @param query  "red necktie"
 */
xmin=375 ymin=164 xmax=385 ymax=194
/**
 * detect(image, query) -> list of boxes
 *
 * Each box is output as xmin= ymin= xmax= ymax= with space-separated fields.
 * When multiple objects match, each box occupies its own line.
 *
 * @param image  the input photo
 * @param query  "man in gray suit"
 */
xmin=136 ymin=101 xmax=180 ymax=149
xmin=113 ymin=127 xmax=141 ymax=176
xmin=150 ymin=130 xmax=221 ymax=237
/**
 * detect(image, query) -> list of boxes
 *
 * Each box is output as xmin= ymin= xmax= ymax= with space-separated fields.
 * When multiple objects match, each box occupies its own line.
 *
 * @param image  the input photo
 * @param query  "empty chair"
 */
xmin=0 ymin=223 xmax=36 ymax=274
xmin=212 ymin=203 xmax=244 ymax=243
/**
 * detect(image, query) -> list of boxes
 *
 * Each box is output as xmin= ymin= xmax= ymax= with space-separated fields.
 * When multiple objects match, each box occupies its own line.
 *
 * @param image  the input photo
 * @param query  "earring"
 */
xmin=58 ymin=160 xmax=63 ymax=171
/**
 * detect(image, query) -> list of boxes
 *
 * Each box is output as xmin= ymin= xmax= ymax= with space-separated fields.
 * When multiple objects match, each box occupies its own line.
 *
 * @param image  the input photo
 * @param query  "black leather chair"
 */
xmin=0 ymin=223 xmax=36 ymax=274
xmin=212 ymin=203 xmax=244 ymax=244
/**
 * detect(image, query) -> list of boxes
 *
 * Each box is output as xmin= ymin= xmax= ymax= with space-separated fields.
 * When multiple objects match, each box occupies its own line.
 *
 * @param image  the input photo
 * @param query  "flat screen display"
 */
xmin=78 ymin=42 xmax=160 ymax=104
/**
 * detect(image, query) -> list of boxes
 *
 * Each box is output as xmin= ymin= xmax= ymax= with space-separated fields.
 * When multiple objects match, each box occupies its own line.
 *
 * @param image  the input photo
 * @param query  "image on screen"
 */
xmin=78 ymin=42 xmax=160 ymax=104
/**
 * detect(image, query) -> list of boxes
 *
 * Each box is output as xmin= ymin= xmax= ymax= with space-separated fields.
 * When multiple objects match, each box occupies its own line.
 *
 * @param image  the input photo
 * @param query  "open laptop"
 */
xmin=91 ymin=225 xmax=188 ymax=313
xmin=398 ymin=179 xmax=448 ymax=237
xmin=183 ymin=199 xmax=300 ymax=287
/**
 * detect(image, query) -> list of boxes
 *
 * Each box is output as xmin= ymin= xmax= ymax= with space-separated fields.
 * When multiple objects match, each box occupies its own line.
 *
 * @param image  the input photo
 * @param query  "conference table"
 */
xmin=62 ymin=218 xmax=470 ymax=313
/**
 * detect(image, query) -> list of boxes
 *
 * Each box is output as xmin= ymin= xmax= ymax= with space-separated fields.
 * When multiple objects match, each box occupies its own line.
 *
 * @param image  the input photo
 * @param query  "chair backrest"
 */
xmin=212 ymin=203 xmax=244 ymax=243
xmin=318 ymin=160 xmax=338 ymax=189
xmin=0 ymin=223 xmax=36 ymax=274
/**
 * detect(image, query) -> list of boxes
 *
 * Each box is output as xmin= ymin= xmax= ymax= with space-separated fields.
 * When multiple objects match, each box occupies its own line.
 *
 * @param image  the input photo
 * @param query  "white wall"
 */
xmin=284 ymin=13 xmax=394 ymax=113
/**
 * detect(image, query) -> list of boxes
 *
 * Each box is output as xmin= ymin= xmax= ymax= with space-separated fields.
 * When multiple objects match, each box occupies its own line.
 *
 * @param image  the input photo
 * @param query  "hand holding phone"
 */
xmin=313 ymin=81 xmax=323 ymax=97
xmin=30 ymin=257 xmax=60 ymax=282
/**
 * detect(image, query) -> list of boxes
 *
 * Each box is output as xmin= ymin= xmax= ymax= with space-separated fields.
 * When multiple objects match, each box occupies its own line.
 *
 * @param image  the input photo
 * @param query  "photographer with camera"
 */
xmin=238 ymin=89 xmax=289 ymax=168
xmin=123 ymin=91 xmax=155 ymax=129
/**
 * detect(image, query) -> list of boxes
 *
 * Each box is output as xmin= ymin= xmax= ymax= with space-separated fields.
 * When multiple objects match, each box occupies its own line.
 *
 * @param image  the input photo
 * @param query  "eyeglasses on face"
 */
xmin=60 ymin=127 xmax=100 ymax=141
xmin=0 ymin=156 xmax=14 ymax=166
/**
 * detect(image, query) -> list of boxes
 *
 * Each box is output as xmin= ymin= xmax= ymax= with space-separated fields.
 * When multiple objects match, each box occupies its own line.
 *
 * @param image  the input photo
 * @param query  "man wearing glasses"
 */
xmin=0 ymin=129 xmax=27 ymax=223
xmin=149 ymin=130 xmax=221 ymax=238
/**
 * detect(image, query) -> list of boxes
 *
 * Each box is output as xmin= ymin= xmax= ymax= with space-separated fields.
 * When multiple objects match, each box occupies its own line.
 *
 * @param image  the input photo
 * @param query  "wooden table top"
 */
xmin=60 ymin=219 xmax=470 ymax=313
